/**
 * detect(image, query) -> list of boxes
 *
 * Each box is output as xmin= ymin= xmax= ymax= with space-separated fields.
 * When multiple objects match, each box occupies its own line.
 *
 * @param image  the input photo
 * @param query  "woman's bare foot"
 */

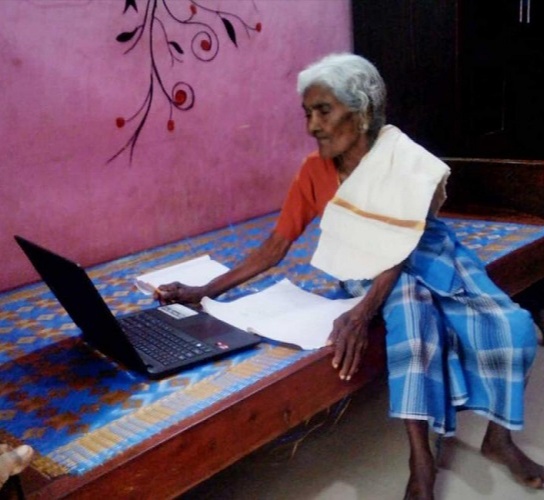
xmin=404 ymin=452 xmax=436 ymax=499
xmin=481 ymin=421 xmax=544 ymax=489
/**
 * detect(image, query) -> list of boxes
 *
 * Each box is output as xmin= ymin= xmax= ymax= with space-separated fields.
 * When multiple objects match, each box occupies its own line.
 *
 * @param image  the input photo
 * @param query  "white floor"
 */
xmin=184 ymin=347 xmax=544 ymax=500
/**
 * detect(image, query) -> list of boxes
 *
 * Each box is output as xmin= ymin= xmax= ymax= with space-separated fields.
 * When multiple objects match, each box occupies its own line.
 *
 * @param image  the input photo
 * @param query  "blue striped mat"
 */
xmin=1 ymin=213 xmax=543 ymax=477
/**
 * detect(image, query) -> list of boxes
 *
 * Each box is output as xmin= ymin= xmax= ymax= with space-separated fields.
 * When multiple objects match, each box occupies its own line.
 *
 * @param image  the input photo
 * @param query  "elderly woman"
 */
xmin=157 ymin=53 xmax=542 ymax=498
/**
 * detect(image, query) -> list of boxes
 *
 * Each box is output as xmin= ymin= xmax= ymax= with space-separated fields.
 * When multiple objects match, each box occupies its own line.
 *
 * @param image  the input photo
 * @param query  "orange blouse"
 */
xmin=274 ymin=152 xmax=338 ymax=242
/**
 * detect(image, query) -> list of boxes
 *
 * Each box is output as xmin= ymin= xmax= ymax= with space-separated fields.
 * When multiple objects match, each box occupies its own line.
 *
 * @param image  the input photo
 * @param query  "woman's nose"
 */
xmin=307 ymin=112 xmax=320 ymax=135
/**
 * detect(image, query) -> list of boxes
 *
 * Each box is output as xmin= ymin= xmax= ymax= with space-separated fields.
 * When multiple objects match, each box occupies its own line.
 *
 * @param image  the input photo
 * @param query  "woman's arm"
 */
xmin=155 ymin=231 xmax=292 ymax=305
xmin=328 ymin=262 xmax=404 ymax=381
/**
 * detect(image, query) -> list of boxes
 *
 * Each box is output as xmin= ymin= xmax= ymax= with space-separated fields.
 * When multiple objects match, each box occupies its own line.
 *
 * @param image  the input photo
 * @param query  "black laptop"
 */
xmin=14 ymin=235 xmax=261 ymax=379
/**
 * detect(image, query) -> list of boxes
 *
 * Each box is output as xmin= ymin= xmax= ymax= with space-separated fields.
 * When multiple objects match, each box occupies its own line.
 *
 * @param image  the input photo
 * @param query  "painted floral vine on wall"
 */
xmin=109 ymin=0 xmax=261 ymax=164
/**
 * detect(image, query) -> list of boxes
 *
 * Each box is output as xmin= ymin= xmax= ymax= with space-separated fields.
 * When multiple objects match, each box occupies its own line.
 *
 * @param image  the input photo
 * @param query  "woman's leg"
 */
xmin=404 ymin=420 xmax=436 ymax=500
xmin=383 ymin=273 xmax=456 ymax=434
xmin=439 ymin=247 xmax=543 ymax=488
xmin=381 ymin=273 xmax=449 ymax=499
xmin=481 ymin=420 xmax=544 ymax=489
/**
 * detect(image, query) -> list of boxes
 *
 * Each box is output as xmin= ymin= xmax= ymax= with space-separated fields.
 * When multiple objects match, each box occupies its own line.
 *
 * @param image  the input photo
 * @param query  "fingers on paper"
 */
xmin=155 ymin=282 xmax=182 ymax=304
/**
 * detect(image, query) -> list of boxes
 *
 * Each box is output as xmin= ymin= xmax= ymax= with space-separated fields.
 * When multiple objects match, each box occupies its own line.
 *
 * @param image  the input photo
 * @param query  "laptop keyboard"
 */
xmin=119 ymin=313 xmax=214 ymax=367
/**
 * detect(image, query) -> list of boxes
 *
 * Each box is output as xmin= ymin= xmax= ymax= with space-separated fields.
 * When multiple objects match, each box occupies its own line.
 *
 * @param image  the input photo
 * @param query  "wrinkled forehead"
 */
xmin=302 ymin=84 xmax=344 ymax=110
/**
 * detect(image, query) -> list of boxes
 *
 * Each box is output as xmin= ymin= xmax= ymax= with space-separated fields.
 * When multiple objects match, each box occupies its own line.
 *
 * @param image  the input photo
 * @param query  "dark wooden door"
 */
xmin=352 ymin=0 xmax=544 ymax=159
xmin=458 ymin=0 xmax=544 ymax=158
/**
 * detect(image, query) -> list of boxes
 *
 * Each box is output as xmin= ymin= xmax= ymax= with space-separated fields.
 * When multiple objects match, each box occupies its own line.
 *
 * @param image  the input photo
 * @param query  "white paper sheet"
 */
xmin=202 ymin=279 xmax=360 ymax=350
xmin=135 ymin=255 xmax=229 ymax=294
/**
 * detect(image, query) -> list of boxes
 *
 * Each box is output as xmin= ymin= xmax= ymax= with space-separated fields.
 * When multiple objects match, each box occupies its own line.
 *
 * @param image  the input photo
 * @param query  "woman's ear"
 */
xmin=358 ymin=109 xmax=373 ymax=134
xmin=357 ymin=113 xmax=369 ymax=133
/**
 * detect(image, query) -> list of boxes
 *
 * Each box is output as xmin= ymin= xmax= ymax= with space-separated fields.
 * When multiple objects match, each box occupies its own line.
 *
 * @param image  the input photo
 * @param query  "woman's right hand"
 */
xmin=153 ymin=232 xmax=292 ymax=307
xmin=154 ymin=282 xmax=206 ymax=306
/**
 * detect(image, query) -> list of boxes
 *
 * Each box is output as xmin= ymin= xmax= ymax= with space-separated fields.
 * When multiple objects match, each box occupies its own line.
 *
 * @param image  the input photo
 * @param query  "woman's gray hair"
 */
xmin=297 ymin=53 xmax=387 ymax=138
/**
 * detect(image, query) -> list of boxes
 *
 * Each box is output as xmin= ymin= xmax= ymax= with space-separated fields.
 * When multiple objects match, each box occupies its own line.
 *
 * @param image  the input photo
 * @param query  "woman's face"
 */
xmin=302 ymin=85 xmax=366 ymax=161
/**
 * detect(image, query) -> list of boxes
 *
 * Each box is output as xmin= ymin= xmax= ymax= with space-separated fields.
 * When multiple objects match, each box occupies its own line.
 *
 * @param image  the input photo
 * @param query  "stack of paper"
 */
xmin=136 ymin=256 xmax=361 ymax=350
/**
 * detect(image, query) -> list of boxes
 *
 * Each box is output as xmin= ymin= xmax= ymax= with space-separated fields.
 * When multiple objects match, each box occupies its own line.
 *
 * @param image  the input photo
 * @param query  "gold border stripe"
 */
xmin=331 ymin=197 xmax=425 ymax=230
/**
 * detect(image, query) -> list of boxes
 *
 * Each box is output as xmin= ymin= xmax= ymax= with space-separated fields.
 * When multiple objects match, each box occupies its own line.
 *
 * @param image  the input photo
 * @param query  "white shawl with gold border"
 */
xmin=311 ymin=125 xmax=450 ymax=280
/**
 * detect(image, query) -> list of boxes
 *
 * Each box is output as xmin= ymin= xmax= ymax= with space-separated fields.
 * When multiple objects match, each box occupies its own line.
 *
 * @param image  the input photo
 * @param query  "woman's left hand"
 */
xmin=327 ymin=308 xmax=371 ymax=381
xmin=327 ymin=263 xmax=404 ymax=381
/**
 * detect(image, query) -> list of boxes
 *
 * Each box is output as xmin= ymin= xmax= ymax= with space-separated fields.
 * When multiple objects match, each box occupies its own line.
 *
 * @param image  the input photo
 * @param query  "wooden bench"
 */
xmin=2 ymin=159 xmax=543 ymax=499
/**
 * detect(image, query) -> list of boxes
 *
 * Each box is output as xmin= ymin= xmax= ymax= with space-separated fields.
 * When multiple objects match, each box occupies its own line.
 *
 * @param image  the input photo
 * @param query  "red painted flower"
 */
xmin=116 ymin=117 xmax=125 ymax=128
xmin=190 ymin=4 xmax=197 ymax=15
xmin=255 ymin=22 xmax=262 ymax=33
xmin=201 ymin=39 xmax=211 ymax=51
xmin=167 ymin=119 xmax=175 ymax=131
xmin=175 ymin=90 xmax=187 ymax=105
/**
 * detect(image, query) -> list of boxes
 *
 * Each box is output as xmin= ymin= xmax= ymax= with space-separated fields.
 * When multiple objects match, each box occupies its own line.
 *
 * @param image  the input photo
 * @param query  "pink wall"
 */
xmin=0 ymin=0 xmax=352 ymax=291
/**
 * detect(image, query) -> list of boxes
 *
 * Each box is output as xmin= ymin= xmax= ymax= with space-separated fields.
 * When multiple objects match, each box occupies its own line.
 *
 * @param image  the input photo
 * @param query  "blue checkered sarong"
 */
xmin=344 ymin=217 xmax=537 ymax=435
